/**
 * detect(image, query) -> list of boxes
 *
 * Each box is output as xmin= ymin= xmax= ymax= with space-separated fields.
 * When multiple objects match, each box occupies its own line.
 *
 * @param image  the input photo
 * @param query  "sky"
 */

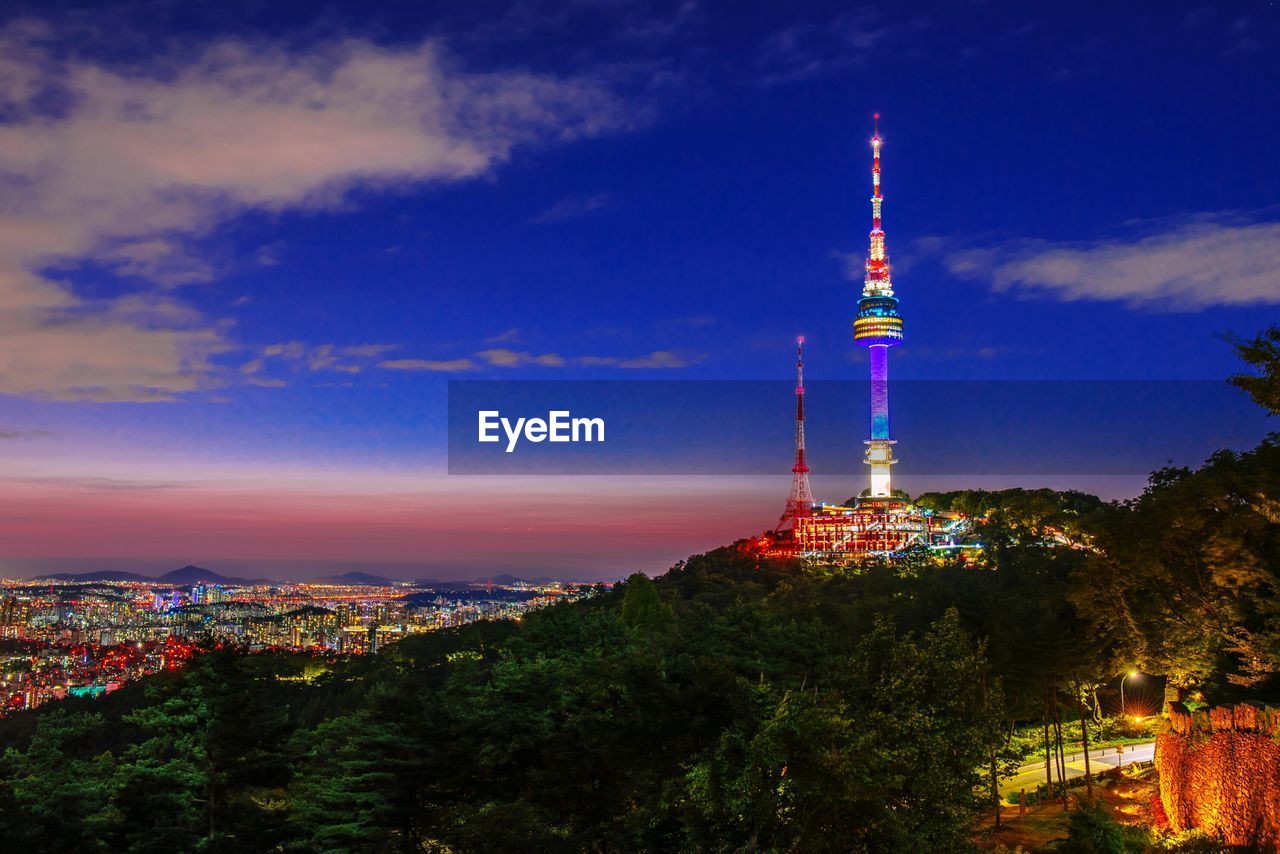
xmin=0 ymin=0 xmax=1277 ymax=580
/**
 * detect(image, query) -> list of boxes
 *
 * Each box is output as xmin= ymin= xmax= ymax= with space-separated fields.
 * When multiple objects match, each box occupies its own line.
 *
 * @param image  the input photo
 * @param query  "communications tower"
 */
xmin=852 ymin=114 xmax=904 ymax=498
xmin=779 ymin=336 xmax=814 ymax=528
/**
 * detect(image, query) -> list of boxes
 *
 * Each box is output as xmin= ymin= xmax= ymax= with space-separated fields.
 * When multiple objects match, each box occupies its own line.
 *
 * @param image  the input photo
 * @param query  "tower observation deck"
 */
xmin=852 ymin=114 xmax=903 ymax=498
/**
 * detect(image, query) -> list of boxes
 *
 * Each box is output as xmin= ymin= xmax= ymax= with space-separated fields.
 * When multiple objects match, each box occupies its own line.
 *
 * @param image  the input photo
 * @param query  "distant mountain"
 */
xmin=490 ymin=574 xmax=559 ymax=586
xmin=412 ymin=574 xmax=566 ymax=588
xmin=155 ymin=565 xmax=271 ymax=586
xmin=489 ymin=574 xmax=524 ymax=585
xmin=412 ymin=578 xmax=473 ymax=591
xmin=310 ymin=571 xmax=399 ymax=586
xmin=32 ymin=566 xmax=579 ymax=587
xmin=37 ymin=570 xmax=155 ymax=583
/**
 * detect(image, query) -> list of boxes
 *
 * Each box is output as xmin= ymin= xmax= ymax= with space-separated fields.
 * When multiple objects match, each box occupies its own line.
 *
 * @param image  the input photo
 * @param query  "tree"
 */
xmin=0 ymin=710 xmax=117 ymax=851
xmin=678 ymin=609 xmax=1007 ymax=853
xmin=1228 ymin=324 xmax=1280 ymax=414
xmin=1072 ymin=440 xmax=1280 ymax=690
xmin=620 ymin=573 xmax=673 ymax=632
xmin=113 ymin=650 xmax=294 ymax=852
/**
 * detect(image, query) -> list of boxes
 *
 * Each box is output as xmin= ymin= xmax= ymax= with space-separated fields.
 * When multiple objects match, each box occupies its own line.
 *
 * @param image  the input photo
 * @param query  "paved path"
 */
xmin=999 ymin=739 xmax=1156 ymax=797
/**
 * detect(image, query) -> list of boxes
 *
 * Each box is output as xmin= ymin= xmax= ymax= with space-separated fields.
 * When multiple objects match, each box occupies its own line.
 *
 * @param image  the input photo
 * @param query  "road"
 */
xmin=999 ymin=739 xmax=1156 ymax=797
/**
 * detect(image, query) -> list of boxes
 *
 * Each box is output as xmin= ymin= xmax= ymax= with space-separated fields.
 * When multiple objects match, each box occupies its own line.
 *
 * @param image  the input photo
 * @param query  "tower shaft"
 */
xmin=780 ymin=337 xmax=813 ymax=528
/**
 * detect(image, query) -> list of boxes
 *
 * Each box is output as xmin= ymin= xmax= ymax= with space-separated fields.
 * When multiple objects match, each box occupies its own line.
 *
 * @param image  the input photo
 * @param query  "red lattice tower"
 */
xmin=779 ymin=336 xmax=814 ymax=529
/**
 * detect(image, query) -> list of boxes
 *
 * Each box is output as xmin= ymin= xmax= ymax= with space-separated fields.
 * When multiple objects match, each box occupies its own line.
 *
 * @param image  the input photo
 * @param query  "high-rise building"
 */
xmin=852 ymin=114 xmax=903 ymax=498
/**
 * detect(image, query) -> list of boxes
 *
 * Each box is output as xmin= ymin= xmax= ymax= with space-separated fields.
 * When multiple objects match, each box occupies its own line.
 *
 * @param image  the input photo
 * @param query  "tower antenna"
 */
xmin=779 ymin=336 xmax=814 ymax=529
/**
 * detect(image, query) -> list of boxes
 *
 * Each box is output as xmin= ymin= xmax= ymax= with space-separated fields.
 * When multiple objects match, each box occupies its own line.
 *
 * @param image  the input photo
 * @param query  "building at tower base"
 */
xmin=762 ymin=499 xmax=969 ymax=561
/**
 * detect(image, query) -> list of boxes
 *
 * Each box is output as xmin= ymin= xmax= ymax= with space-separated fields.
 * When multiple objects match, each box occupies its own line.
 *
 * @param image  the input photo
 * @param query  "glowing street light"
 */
xmin=1120 ymin=671 xmax=1140 ymax=717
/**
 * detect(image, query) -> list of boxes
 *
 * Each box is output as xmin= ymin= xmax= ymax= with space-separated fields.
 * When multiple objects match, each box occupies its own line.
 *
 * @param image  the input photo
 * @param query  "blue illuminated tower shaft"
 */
xmin=852 ymin=114 xmax=902 ymax=498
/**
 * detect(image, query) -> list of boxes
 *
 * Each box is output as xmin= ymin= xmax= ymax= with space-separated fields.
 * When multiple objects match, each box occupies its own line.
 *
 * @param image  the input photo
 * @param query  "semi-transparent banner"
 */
xmin=447 ymin=380 xmax=1270 ymax=475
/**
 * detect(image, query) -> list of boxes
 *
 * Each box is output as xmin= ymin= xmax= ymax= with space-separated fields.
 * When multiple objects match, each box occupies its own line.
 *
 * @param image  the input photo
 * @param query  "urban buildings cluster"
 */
xmin=0 ymin=576 xmax=593 ymax=715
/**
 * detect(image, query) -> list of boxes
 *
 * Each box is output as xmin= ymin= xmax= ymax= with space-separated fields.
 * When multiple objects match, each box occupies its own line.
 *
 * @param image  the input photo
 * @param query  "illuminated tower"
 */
xmin=852 ymin=114 xmax=903 ymax=498
xmin=779 ymin=336 xmax=814 ymax=528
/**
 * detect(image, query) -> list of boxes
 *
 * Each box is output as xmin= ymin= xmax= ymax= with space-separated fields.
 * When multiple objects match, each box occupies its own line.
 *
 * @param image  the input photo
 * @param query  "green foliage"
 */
xmin=675 ymin=610 xmax=1005 ymax=853
xmin=619 ymin=572 xmax=673 ymax=631
xmin=1072 ymin=437 xmax=1280 ymax=689
xmin=0 ymin=553 xmax=1016 ymax=852
xmin=1228 ymin=324 xmax=1280 ymax=415
xmin=0 ymin=710 xmax=116 ymax=850
xmin=914 ymin=487 xmax=1104 ymax=540
xmin=1056 ymin=801 xmax=1151 ymax=853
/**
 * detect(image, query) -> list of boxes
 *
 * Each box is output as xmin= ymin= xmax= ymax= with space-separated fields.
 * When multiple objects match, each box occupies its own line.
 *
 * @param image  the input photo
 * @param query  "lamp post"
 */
xmin=1119 ymin=671 xmax=1139 ymax=717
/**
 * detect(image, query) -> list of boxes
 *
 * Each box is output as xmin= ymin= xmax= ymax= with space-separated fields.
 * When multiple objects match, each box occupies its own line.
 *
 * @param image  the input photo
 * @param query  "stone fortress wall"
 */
xmin=1156 ymin=701 xmax=1280 ymax=849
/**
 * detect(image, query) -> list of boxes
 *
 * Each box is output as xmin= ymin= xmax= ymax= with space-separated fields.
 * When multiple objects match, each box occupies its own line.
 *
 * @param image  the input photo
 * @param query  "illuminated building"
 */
xmin=788 ymin=501 xmax=962 ymax=556
xmin=0 ymin=576 xmax=592 ymax=715
xmin=853 ymin=113 xmax=903 ymax=499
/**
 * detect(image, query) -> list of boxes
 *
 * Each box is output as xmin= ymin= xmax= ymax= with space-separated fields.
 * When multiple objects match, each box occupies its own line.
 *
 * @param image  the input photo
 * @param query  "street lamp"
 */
xmin=1120 ymin=671 xmax=1140 ymax=717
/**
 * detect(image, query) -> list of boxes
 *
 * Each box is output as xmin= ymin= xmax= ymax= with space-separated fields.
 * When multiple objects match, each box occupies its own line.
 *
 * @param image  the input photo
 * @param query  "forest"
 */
xmin=0 ymin=326 xmax=1276 ymax=852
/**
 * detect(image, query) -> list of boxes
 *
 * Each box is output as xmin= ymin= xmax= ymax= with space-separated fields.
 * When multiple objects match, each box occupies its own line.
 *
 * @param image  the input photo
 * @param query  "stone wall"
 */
xmin=1156 ymin=701 xmax=1280 ymax=849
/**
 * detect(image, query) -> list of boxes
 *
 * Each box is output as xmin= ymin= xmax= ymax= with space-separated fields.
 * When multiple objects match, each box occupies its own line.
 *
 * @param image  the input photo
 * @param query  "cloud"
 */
xmin=477 ymin=348 xmax=566 ymax=367
xmin=0 ymin=22 xmax=632 ymax=401
xmin=529 ymin=193 xmax=612 ymax=224
xmin=253 ymin=242 xmax=287 ymax=267
xmin=340 ymin=343 xmax=398 ymax=359
xmin=99 ymin=238 xmax=218 ymax=287
xmin=617 ymin=349 xmax=706 ymax=368
xmin=485 ymin=327 xmax=522 ymax=344
xmin=378 ymin=358 xmax=476 ymax=372
xmin=0 ymin=428 xmax=50 ymax=440
xmin=1182 ymin=6 xmax=1215 ymax=29
xmin=945 ymin=215 xmax=1280 ymax=310
xmin=263 ymin=341 xmax=308 ymax=360
xmin=380 ymin=346 xmax=707 ymax=373
xmin=580 ymin=349 xmax=707 ymax=368
xmin=756 ymin=10 xmax=927 ymax=83
xmin=257 ymin=341 xmax=399 ymax=379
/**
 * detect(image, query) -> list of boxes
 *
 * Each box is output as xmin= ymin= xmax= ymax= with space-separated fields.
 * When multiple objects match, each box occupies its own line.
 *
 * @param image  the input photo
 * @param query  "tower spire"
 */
xmin=865 ymin=113 xmax=890 ymax=297
xmin=853 ymin=113 xmax=904 ymax=499
xmin=779 ymin=336 xmax=814 ymax=529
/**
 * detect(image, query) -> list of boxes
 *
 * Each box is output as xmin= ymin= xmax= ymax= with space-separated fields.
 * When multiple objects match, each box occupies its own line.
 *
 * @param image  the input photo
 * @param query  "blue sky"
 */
xmin=0 ymin=0 xmax=1277 ymax=578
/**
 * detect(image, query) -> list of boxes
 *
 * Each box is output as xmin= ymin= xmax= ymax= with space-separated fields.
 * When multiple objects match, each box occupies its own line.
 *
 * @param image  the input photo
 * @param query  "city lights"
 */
xmin=0 ymin=575 xmax=593 ymax=715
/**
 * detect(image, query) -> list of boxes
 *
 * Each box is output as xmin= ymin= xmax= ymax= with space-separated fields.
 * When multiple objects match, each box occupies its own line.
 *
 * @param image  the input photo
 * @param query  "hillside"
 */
xmin=0 ymin=427 xmax=1276 ymax=851
xmin=0 ymin=547 xmax=1011 ymax=852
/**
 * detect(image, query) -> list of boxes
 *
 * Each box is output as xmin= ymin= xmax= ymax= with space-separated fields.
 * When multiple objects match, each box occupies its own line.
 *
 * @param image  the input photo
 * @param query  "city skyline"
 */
xmin=1 ymin=0 xmax=1278 ymax=579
